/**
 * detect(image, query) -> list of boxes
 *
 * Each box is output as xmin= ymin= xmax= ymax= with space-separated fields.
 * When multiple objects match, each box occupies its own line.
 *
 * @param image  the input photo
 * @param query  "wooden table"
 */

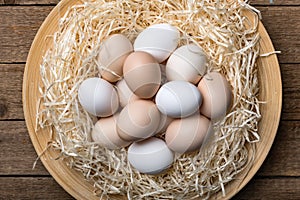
xmin=0 ymin=0 xmax=299 ymax=199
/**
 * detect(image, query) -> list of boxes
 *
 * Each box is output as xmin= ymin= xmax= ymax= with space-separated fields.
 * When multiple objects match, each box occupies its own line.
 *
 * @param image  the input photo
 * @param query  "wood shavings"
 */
xmin=260 ymin=50 xmax=281 ymax=57
xmin=37 ymin=0 xmax=261 ymax=199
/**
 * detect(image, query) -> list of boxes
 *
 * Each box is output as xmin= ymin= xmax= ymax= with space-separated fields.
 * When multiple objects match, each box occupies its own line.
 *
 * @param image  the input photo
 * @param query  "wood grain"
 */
xmin=259 ymin=6 xmax=300 ymax=64
xmin=0 ymin=64 xmax=24 ymax=120
xmin=0 ymin=121 xmax=48 ymax=175
xmin=0 ymin=177 xmax=73 ymax=200
xmin=0 ymin=0 xmax=59 ymax=4
xmin=257 ymin=120 xmax=300 ymax=176
xmin=281 ymin=64 xmax=300 ymax=120
xmin=251 ymin=0 xmax=300 ymax=5
xmin=0 ymin=6 xmax=53 ymax=63
xmin=233 ymin=177 xmax=300 ymax=200
xmin=0 ymin=6 xmax=299 ymax=63
xmin=0 ymin=63 xmax=298 ymax=121
xmin=1 ymin=121 xmax=298 ymax=177
xmin=1 ymin=177 xmax=299 ymax=200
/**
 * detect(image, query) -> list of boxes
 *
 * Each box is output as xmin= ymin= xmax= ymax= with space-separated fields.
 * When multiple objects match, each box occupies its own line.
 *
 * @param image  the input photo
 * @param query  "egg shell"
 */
xmin=128 ymin=137 xmax=174 ymax=175
xmin=92 ymin=114 xmax=131 ymax=149
xmin=166 ymin=44 xmax=207 ymax=84
xmin=155 ymin=81 xmax=202 ymax=118
xmin=156 ymin=113 xmax=173 ymax=134
xmin=123 ymin=52 xmax=161 ymax=99
xmin=134 ymin=24 xmax=180 ymax=63
xmin=165 ymin=114 xmax=212 ymax=153
xmin=160 ymin=64 xmax=168 ymax=85
xmin=197 ymin=72 xmax=232 ymax=119
xmin=116 ymin=79 xmax=140 ymax=107
xmin=117 ymin=100 xmax=160 ymax=141
xmin=78 ymin=78 xmax=119 ymax=117
xmin=98 ymin=34 xmax=133 ymax=82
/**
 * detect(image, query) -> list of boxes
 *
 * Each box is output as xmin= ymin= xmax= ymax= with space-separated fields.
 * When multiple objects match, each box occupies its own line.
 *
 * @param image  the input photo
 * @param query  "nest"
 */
xmin=37 ymin=0 xmax=261 ymax=199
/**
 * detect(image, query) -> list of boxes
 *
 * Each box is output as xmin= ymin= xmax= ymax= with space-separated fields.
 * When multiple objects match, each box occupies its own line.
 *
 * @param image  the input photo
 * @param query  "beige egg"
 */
xmin=197 ymin=72 xmax=232 ymax=120
xmin=156 ymin=113 xmax=173 ymax=134
xmin=92 ymin=114 xmax=131 ymax=149
xmin=117 ymin=100 xmax=161 ymax=141
xmin=116 ymin=79 xmax=140 ymax=107
xmin=123 ymin=51 xmax=161 ymax=99
xmin=165 ymin=114 xmax=212 ymax=153
xmin=166 ymin=44 xmax=207 ymax=84
xmin=98 ymin=34 xmax=133 ymax=82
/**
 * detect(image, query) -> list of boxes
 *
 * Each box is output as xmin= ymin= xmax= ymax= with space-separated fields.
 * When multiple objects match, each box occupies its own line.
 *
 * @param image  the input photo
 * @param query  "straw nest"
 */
xmin=37 ymin=0 xmax=261 ymax=199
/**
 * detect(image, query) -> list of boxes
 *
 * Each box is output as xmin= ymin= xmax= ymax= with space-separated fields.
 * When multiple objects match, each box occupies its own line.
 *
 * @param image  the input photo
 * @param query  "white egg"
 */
xmin=166 ymin=44 xmax=207 ymax=84
xmin=155 ymin=81 xmax=202 ymax=118
xmin=128 ymin=137 xmax=174 ymax=175
xmin=78 ymin=77 xmax=119 ymax=117
xmin=134 ymin=24 xmax=180 ymax=63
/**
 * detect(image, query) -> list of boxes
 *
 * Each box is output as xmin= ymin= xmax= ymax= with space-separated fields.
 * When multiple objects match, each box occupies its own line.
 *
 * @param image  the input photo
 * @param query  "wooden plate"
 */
xmin=22 ymin=0 xmax=282 ymax=199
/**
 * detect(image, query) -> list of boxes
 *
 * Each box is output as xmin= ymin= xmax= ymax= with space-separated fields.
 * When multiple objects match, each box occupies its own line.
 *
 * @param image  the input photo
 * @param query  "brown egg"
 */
xmin=92 ymin=114 xmax=131 ymax=149
xmin=197 ymin=72 xmax=232 ymax=120
xmin=123 ymin=51 xmax=161 ymax=99
xmin=165 ymin=114 xmax=212 ymax=153
xmin=117 ymin=100 xmax=161 ymax=141
xmin=98 ymin=34 xmax=133 ymax=82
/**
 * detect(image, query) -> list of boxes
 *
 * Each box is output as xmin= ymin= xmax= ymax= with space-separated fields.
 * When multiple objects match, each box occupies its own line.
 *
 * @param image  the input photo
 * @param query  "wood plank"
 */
xmin=257 ymin=120 xmax=300 ymax=176
xmin=0 ymin=64 xmax=24 ymax=120
xmin=1 ymin=63 xmax=298 ymax=120
xmin=259 ymin=6 xmax=300 ymax=64
xmin=0 ymin=0 xmax=59 ymax=4
xmin=280 ymin=64 xmax=300 ymax=120
xmin=233 ymin=177 xmax=300 ymax=200
xmin=0 ymin=6 xmax=54 ymax=63
xmin=0 ymin=6 xmax=299 ymax=63
xmin=0 ymin=121 xmax=49 ymax=175
xmin=0 ymin=177 xmax=299 ymax=199
xmin=0 ymin=177 xmax=73 ymax=199
xmin=251 ymin=0 xmax=300 ymax=5
xmin=0 ymin=120 xmax=299 ymax=176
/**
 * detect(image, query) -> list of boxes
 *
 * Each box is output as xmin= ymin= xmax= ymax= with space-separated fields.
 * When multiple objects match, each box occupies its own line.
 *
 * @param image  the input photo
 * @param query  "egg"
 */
xmin=123 ymin=52 xmax=161 ymax=99
xmin=197 ymin=72 xmax=232 ymax=119
xmin=78 ymin=78 xmax=119 ymax=117
xmin=160 ymin=64 xmax=168 ymax=85
xmin=117 ymin=100 xmax=160 ymax=141
xmin=116 ymin=79 xmax=140 ymax=107
xmin=166 ymin=44 xmax=207 ymax=84
xmin=92 ymin=114 xmax=131 ymax=149
xmin=128 ymin=137 xmax=174 ymax=175
xmin=134 ymin=24 xmax=180 ymax=63
xmin=155 ymin=81 xmax=202 ymax=118
xmin=98 ymin=34 xmax=133 ymax=82
xmin=156 ymin=113 xmax=173 ymax=134
xmin=165 ymin=114 xmax=212 ymax=153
